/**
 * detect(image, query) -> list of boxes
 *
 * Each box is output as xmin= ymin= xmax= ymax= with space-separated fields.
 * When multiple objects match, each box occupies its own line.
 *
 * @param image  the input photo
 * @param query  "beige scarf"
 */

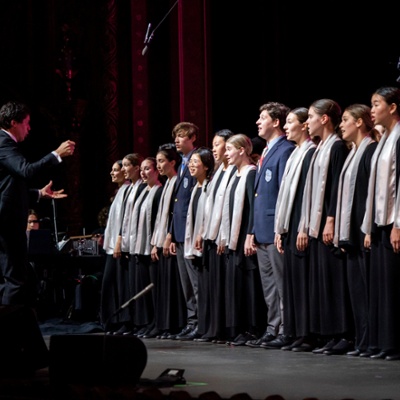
xmin=298 ymin=133 xmax=340 ymax=238
xmin=362 ymin=121 xmax=400 ymax=234
xmin=129 ymin=183 xmax=162 ymax=255
xmin=203 ymin=164 xmax=236 ymax=241
xmin=103 ymin=182 xmax=131 ymax=255
xmin=184 ymin=180 xmax=209 ymax=259
xmin=120 ymin=179 xmax=143 ymax=252
xmin=275 ymin=139 xmax=316 ymax=235
xmin=334 ymin=137 xmax=374 ymax=246
xmin=219 ymin=164 xmax=256 ymax=251
xmin=151 ymin=176 xmax=177 ymax=248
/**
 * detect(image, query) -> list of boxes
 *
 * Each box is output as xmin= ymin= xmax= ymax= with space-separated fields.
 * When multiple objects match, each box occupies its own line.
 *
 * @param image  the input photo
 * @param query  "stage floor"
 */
xmin=1 ymin=332 xmax=400 ymax=400
xmin=139 ymin=337 xmax=400 ymax=400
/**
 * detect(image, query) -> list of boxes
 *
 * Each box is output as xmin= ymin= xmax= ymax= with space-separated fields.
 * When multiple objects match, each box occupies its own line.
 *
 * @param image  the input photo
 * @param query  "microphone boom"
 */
xmin=121 ymin=283 xmax=154 ymax=309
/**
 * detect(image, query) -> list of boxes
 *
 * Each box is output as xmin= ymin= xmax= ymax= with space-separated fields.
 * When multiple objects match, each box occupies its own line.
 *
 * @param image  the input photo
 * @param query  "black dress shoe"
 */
xmin=281 ymin=337 xmax=304 ymax=351
xmin=136 ymin=328 xmax=150 ymax=338
xmin=312 ymin=338 xmax=337 ymax=354
xmin=323 ymin=339 xmax=353 ymax=355
xmin=213 ymin=338 xmax=227 ymax=344
xmin=159 ymin=331 xmax=171 ymax=339
xmin=156 ymin=331 xmax=168 ymax=339
xmin=194 ymin=336 xmax=213 ymax=343
xmin=370 ymin=350 xmax=400 ymax=360
xmin=261 ymin=335 xmax=293 ymax=349
xmin=292 ymin=342 xmax=314 ymax=352
xmin=134 ymin=327 xmax=149 ymax=337
xmin=167 ymin=331 xmax=185 ymax=339
xmin=370 ymin=351 xmax=389 ymax=359
xmin=386 ymin=353 xmax=400 ymax=361
xmin=346 ymin=349 xmax=361 ymax=356
xmin=229 ymin=332 xmax=257 ymax=346
xmin=166 ymin=332 xmax=178 ymax=340
xmin=169 ymin=324 xmax=194 ymax=340
xmin=246 ymin=333 xmax=275 ymax=348
xmin=179 ymin=326 xmax=200 ymax=341
xmin=113 ymin=324 xmax=132 ymax=335
xmin=142 ymin=329 xmax=160 ymax=339
xmin=359 ymin=349 xmax=378 ymax=358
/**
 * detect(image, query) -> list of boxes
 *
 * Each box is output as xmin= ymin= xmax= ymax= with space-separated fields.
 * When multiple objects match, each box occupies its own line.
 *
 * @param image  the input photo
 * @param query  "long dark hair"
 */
xmin=157 ymin=143 xmax=181 ymax=172
xmin=373 ymin=86 xmax=400 ymax=115
xmin=310 ymin=99 xmax=342 ymax=132
xmin=192 ymin=147 xmax=215 ymax=181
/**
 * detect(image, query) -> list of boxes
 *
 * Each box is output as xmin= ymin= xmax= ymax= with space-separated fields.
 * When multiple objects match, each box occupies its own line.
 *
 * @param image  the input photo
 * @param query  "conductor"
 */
xmin=0 ymin=101 xmax=75 ymax=308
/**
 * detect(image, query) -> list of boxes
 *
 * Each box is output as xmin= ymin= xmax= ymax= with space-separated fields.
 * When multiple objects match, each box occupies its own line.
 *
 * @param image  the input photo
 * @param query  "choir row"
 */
xmin=100 ymin=86 xmax=400 ymax=361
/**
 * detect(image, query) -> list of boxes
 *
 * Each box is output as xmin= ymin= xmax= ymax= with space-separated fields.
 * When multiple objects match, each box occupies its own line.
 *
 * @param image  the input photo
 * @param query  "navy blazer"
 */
xmin=170 ymin=149 xmax=197 ymax=243
xmin=253 ymin=136 xmax=295 ymax=244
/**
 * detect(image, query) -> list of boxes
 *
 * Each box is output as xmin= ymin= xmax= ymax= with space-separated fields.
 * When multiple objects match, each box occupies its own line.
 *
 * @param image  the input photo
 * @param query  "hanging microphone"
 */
xmin=141 ymin=1 xmax=178 ymax=56
xmin=142 ymin=23 xmax=152 ymax=56
xmin=144 ymin=23 xmax=151 ymax=42
xmin=142 ymin=44 xmax=149 ymax=56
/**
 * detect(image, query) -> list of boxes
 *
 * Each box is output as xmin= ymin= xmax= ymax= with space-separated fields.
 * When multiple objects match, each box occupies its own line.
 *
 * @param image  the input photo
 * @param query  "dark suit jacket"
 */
xmin=0 ymin=129 xmax=60 ymax=305
xmin=253 ymin=136 xmax=295 ymax=244
xmin=170 ymin=149 xmax=197 ymax=243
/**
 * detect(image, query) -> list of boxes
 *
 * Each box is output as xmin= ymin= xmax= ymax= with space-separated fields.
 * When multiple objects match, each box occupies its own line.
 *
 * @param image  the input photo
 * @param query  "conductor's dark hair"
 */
xmin=0 ymin=101 xmax=31 ymax=129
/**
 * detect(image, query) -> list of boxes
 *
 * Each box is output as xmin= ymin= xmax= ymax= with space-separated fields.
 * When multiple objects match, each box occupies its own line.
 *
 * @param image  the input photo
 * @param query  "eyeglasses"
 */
xmin=28 ymin=220 xmax=39 ymax=224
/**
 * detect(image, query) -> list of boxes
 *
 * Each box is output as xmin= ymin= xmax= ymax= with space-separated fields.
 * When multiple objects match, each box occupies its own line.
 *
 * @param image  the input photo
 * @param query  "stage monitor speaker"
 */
xmin=49 ymin=334 xmax=147 ymax=386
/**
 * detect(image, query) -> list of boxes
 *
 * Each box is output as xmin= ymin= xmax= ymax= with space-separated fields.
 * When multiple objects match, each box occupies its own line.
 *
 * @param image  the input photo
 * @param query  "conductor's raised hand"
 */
xmin=55 ymin=140 xmax=76 ymax=158
xmin=40 ymin=180 xmax=67 ymax=200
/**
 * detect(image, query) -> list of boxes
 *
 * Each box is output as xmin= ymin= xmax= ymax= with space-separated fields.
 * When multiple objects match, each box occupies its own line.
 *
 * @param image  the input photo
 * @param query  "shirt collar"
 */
xmin=2 ymin=129 xmax=17 ymax=143
xmin=267 ymin=134 xmax=284 ymax=151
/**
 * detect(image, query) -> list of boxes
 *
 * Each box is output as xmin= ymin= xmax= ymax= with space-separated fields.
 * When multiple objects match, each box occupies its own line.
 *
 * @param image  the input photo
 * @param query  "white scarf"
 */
xmin=120 ymin=179 xmax=143 ymax=252
xmin=203 ymin=164 xmax=235 ymax=241
xmin=362 ymin=122 xmax=400 ymax=233
xmin=184 ymin=180 xmax=209 ymax=259
xmin=334 ymin=136 xmax=374 ymax=246
xmin=103 ymin=182 xmax=130 ymax=255
xmin=274 ymin=139 xmax=316 ymax=235
xmin=298 ymin=133 xmax=340 ymax=237
xmin=129 ymin=183 xmax=162 ymax=255
xmin=151 ymin=176 xmax=177 ymax=247
xmin=220 ymin=164 xmax=256 ymax=250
